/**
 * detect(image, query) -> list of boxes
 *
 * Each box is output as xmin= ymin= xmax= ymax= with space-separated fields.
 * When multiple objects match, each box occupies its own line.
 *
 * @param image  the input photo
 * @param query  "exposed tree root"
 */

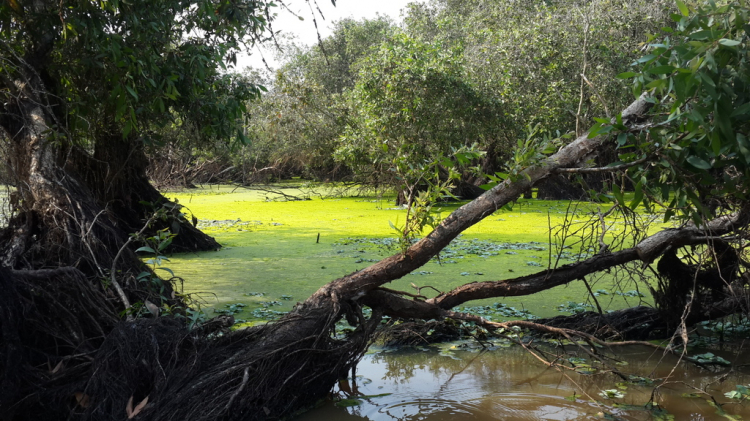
xmin=536 ymin=306 xmax=667 ymax=340
xmin=1 ymin=264 xmax=383 ymax=421
xmin=0 ymin=266 xmax=119 ymax=420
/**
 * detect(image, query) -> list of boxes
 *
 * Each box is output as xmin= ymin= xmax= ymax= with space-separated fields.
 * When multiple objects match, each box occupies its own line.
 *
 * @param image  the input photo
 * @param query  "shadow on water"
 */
xmin=296 ymin=343 xmax=750 ymax=421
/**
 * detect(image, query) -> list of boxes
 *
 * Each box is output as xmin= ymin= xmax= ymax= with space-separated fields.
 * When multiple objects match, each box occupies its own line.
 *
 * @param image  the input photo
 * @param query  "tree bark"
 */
xmin=0 ymin=67 xmax=218 ymax=273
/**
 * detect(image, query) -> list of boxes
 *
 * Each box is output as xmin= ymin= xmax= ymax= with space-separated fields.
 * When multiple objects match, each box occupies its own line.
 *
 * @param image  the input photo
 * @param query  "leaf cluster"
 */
xmin=601 ymin=1 xmax=750 ymax=223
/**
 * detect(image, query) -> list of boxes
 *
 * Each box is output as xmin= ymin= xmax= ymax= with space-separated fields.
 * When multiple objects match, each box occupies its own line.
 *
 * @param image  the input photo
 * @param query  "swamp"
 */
xmin=162 ymin=184 xmax=750 ymax=420
xmin=4 ymin=0 xmax=750 ymax=420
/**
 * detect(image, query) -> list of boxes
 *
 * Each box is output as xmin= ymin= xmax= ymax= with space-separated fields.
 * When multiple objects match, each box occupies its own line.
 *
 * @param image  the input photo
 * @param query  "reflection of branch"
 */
xmin=437 ymin=350 xmax=487 ymax=395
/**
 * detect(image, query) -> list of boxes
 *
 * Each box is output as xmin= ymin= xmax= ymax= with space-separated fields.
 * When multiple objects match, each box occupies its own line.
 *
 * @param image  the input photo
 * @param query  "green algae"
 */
xmin=165 ymin=185 xmax=662 ymax=323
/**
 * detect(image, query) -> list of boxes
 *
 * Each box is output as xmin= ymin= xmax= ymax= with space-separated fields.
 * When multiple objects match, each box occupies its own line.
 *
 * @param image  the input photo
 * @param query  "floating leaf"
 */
xmin=598 ymin=389 xmax=625 ymax=399
xmin=335 ymin=398 xmax=363 ymax=408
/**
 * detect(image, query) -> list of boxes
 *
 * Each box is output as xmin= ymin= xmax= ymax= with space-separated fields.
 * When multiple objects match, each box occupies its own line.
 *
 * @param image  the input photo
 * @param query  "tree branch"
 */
xmin=307 ymin=94 xmax=654 ymax=306
xmin=429 ymin=208 xmax=749 ymax=310
xmin=553 ymin=155 xmax=649 ymax=174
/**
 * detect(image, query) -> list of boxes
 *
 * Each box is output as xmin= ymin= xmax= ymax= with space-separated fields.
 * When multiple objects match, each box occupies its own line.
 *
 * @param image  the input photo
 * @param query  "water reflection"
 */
xmin=296 ymin=343 xmax=750 ymax=421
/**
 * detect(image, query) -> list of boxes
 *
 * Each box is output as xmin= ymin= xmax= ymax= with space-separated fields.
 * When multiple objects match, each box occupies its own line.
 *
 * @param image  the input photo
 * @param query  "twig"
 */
xmin=110 ymin=213 xmax=159 ymax=321
xmin=581 ymin=73 xmax=610 ymax=118
xmin=376 ymin=287 xmax=426 ymax=300
xmin=581 ymin=276 xmax=604 ymax=315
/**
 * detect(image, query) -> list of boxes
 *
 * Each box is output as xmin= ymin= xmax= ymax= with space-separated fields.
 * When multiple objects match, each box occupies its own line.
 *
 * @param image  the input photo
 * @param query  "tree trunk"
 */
xmin=0 ymin=89 xmax=218 ymax=273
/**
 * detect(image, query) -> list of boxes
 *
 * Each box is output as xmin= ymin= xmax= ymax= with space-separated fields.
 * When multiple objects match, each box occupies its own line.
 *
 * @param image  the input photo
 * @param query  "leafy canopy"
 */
xmin=339 ymin=32 xmax=502 ymax=185
xmin=0 ymin=0 xmax=275 ymax=144
xmin=596 ymin=0 xmax=750 ymax=223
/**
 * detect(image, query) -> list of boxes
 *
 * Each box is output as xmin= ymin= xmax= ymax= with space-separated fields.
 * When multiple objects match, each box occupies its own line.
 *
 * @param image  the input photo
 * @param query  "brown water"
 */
xmin=296 ymin=342 xmax=750 ymax=421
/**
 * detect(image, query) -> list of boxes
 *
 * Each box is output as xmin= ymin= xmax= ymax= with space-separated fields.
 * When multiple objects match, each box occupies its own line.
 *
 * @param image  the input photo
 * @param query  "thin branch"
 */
xmin=581 ymin=276 xmax=604 ymax=315
xmin=554 ymin=155 xmax=649 ymax=174
xmin=581 ymin=73 xmax=611 ymax=118
xmin=110 ymin=213 xmax=158 ymax=321
xmin=376 ymin=286 xmax=426 ymax=300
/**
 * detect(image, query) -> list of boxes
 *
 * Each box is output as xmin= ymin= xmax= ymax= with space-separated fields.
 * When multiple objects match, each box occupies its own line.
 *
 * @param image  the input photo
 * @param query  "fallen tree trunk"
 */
xmin=298 ymin=94 xmax=653 ymax=310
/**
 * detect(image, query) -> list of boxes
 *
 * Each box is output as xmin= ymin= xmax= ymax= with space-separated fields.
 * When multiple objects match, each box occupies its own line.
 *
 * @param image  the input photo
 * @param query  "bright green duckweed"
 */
xmin=165 ymin=185 xmax=663 ymax=324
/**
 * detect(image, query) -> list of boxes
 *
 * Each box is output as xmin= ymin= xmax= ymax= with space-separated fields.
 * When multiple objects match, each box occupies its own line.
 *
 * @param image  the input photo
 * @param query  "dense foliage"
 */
xmin=0 ymin=0 xmax=271 ymax=159
xmin=600 ymin=0 xmax=750 ymax=223
xmin=229 ymin=0 xmax=675 ymax=197
xmin=339 ymin=33 xmax=501 ymax=192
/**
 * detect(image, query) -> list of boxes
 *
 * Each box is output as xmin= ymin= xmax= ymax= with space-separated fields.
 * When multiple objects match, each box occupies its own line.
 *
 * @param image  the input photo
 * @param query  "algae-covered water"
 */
xmin=165 ymin=185 xmax=660 ymax=323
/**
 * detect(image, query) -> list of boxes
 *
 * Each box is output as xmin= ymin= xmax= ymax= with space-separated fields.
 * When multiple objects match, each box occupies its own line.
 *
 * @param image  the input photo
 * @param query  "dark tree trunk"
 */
xmin=0 ymin=50 xmax=218 ymax=272
xmin=68 ymin=126 xmax=220 ymax=253
xmin=536 ymin=174 xmax=588 ymax=200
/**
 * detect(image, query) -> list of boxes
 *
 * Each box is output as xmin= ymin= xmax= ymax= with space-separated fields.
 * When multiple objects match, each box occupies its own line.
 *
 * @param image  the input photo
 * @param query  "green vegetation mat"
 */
xmin=164 ymin=185 xmax=665 ymax=325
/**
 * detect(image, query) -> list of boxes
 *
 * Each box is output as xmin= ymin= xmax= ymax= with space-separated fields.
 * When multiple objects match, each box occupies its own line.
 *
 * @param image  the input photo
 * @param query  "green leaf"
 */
xmin=686 ymin=155 xmax=711 ymax=170
xmin=629 ymin=181 xmax=644 ymax=210
xmin=157 ymin=237 xmax=173 ymax=251
xmin=634 ymin=54 xmax=657 ymax=64
xmin=737 ymin=134 xmax=750 ymax=164
xmin=616 ymin=72 xmax=637 ymax=79
xmin=237 ymin=130 xmax=251 ymax=146
xmin=725 ymin=390 xmax=743 ymax=399
xmin=647 ymin=65 xmax=675 ymax=75
xmin=125 ymin=85 xmax=139 ymax=101
xmin=135 ymin=246 xmax=156 ymax=254
xmin=731 ymin=102 xmax=750 ymax=117
xmin=359 ymin=393 xmax=392 ymax=398
xmin=335 ymin=398 xmax=363 ymax=407
xmin=612 ymin=184 xmax=625 ymax=206
xmin=676 ymin=0 xmax=689 ymax=16
xmin=645 ymin=79 xmax=667 ymax=89
xmin=156 ymin=267 xmax=175 ymax=277
xmin=719 ymin=39 xmax=741 ymax=47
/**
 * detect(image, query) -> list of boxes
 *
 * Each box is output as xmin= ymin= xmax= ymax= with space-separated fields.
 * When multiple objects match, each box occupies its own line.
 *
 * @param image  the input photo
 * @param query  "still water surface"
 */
xmin=297 ymin=343 xmax=750 ymax=421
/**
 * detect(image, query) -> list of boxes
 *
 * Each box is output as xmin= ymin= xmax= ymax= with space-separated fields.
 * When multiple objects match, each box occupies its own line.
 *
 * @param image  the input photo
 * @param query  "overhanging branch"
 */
xmin=359 ymin=209 xmax=749 ymax=319
xmin=312 ymin=94 xmax=654 ymax=304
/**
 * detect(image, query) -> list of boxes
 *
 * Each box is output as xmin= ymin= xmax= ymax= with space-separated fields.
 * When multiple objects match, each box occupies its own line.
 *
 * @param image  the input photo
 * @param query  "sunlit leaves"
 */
xmin=339 ymin=32 xmax=502 ymax=189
